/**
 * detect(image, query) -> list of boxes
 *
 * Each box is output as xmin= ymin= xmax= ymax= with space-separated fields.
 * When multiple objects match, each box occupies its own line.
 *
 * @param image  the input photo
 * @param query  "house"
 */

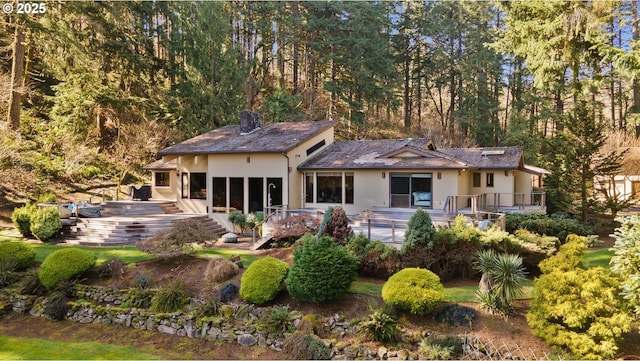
xmin=594 ymin=147 xmax=640 ymax=203
xmin=145 ymin=112 xmax=548 ymax=230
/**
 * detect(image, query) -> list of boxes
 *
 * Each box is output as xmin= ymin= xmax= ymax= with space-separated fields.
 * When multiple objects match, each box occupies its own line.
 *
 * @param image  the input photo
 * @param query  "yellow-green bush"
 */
xmin=382 ymin=268 xmax=444 ymax=315
xmin=0 ymin=241 xmax=35 ymax=270
xmin=527 ymin=235 xmax=632 ymax=360
xmin=30 ymin=207 xmax=61 ymax=242
xmin=240 ymin=256 xmax=289 ymax=305
xmin=38 ymin=248 xmax=97 ymax=289
xmin=11 ymin=204 xmax=35 ymax=238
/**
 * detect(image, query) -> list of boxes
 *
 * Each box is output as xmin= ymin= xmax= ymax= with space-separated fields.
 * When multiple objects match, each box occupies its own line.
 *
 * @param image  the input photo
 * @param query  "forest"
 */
xmin=2 ymin=0 xmax=640 ymax=219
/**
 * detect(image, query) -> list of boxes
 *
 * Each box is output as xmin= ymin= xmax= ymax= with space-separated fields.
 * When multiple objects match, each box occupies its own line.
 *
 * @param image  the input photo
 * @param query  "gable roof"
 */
xmin=298 ymin=139 xmax=527 ymax=171
xmin=158 ymin=120 xmax=335 ymax=156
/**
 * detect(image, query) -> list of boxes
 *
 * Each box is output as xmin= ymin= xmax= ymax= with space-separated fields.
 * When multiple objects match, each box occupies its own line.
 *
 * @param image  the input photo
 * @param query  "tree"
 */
xmin=402 ymin=208 xmax=436 ymax=252
xmin=611 ymin=215 xmax=640 ymax=317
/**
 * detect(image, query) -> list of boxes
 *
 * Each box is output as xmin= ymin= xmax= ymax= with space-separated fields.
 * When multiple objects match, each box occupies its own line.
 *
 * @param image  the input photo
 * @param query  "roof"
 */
xmin=158 ymin=121 xmax=335 ymax=156
xmin=143 ymin=158 xmax=176 ymax=171
xmin=298 ymin=139 xmax=528 ymax=171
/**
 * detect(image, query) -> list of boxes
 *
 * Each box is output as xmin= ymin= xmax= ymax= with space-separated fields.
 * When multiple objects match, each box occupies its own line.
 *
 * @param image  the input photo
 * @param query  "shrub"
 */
xmin=0 ymin=258 xmax=18 ymax=288
xmin=435 ymin=304 xmax=477 ymax=328
xmin=43 ymin=295 xmax=70 ymax=321
xmin=505 ymin=212 xmax=591 ymax=243
xmin=346 ymin=234 xmax=401 ymax=279
xmin=317 ymin=207 xmax=333 ymax=238
xmin=196 ymin=297 xmax=222 ymax=318
xmin=382 ymin=268 xmax=444 ymax=315
xmin=38 ymin=248 xmax=97 ymax=289
xmin=402 ymin=208 xmax=436 ymax=253
xmin=29 ymin=207 xmax=61 ymax=241
xmin=359 ymin=306 xmax=399 ymax=342
xmin=271 ymin=214 xmax=321 ymax=243
xmin=19 ymin=268 xmax=47 ymax=296
xmin=265 ymin=305 xmax=299 ymax=334
xmin=204 ymin=257 xmax=239 ymax=284
xmin=228 ymin=211 xmax=247 ymax=234
xmin=419 ymin=335 xmax=464 ymax=359
xmin=611 ymin=215 xmax=640 ymax=317
xmin=527 ymin=239 xmax=632 ymax=360
xmin=282 ymin=332 xmax=331 ymax=360
xmin=11 ymin=204 xmax=35 ymax=238
xmin=132 ymin=273 xmax=152 ymax=290
xmin=285 ymin=235 xmax=358 ymax=303
xmin=151 ymin=280 xmax=191 ymax=312
xmin=217 ymin=283 xmax=239 ymax=303
xmin=97 ymin=258 xmax=125 ymax=279
xmin=322 ymin=206 xmax=352 ymax=245
xmin=136 ymin=219 xmax=213 ymax=258
xmin=240 ymin=256 xmax=289 ymax=304
xmin=0 ymin=241 xmax=36 ymax=270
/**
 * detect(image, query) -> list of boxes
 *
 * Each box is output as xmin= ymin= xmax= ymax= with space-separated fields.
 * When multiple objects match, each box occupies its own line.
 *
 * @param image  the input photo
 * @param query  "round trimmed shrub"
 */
xmin=240 ymin=256 xmax=289 ymax=304
xmin=11 ymin=204 xmax=35 ymax=238
xmin=204 ymin=257 xmax=239 ymax=284
xmin=38 ymin=248 xmax=97 ymax=289
xmin=285 ymin=235 xmax=358 ymax=303
xmin=30 ymin=207 xmax=61 ymax=241
xmin=382 ymin=268 xmax=444 ymax=315
xmin=0 ymin=241 xmax=36 ymax=270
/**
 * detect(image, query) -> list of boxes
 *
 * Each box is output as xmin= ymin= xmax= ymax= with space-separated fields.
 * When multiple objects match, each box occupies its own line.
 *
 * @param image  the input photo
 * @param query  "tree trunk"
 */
xmin=7 ymin=25 xmax=26 ymax=131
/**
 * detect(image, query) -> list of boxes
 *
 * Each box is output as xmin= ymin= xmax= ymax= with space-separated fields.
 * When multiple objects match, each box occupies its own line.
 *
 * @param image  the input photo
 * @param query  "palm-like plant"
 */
xmin=474 ymin=250 xmax=527 ymax=316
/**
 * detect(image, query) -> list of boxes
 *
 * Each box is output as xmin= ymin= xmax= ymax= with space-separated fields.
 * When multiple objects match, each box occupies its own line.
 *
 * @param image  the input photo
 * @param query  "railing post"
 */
xmin=392 ymin=220 xmax=395 ymax=243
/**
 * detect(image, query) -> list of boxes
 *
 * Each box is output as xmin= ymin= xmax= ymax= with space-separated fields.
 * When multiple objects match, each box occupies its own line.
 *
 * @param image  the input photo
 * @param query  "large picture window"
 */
xmin=189 ymin=173 xmax=207 ymax=199
xmin=317 ymin=172 xmax=342 ymax=203
xmin=345 ymin=173 xmax=354 ymax=204
xmin=155 ymin=172 xmax=170 ymax=187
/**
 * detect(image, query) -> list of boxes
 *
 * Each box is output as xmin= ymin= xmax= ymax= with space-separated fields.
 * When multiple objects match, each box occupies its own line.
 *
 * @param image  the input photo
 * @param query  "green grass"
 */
xmin=583 ymin=248 xmax=614 ymax=269
xmin=194 ymin=247 xmax=259 ymax=267
xmin=0 ymin=335 xmax=161 ymax=360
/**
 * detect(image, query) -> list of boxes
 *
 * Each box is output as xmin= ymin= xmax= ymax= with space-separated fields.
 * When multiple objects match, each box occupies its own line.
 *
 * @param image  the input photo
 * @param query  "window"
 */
xmin=317 ymin=172 xmax=342 ymax=203
xmin=305 ymin=173 xmax=314 ymax=202
xmin=155 ymin=172 xmax=170 ymax=187
xmin=229 ymin=177 xmax=244 ymax=212
xmin=181 ymin=173 xmax=188 ymax=199
xmin=190 ymin=173 xmax=207 ymax=199
xmin=486 ymin=173 xmax=494 ymax=188
xmin=248 ymin=178 xmax=264 ymax=212
xmin=345 ymin=173 xmax=354 ymax=204
xmin=473 ymin=172 xmax=481 ymax=188
xmin=306 ymin=139 xmax=326 ymax=156
xmin=212 ymin=177 xmax=226 ymax=212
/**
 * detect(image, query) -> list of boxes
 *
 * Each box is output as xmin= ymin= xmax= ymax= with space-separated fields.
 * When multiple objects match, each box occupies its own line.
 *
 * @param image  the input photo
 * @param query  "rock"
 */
xmin=237 ymin=334 xmax=257 ymax=347
xmin=200 ymin=323 xmax=210 ymax=338
xmin=158 ymin=325 xmax=177 ymax=335
xmin=258 ymin=334 xmax=267 ymax=348
xmin=222 ymin=233 xmax=238 ymax=243
xmin=378 ymin=346 xmax=388 ymax=360
xmin=230 ymin=254 xmax=243 ymax=268
xmin=145 ymin=318 xmax=156 ymax=331
xmin=208 ymin=327 xmax=221 ymax=337
xmin=184 ymin=323 xmax=197 ymax=338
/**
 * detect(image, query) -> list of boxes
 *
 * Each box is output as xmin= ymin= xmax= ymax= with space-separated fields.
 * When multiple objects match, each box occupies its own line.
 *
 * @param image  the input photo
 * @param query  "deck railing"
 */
xmin=444 ymin=191 xmax=546 ymax=215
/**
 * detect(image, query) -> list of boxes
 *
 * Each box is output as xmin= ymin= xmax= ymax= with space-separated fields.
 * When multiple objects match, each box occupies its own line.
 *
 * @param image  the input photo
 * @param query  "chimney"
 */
xmin=240 ymin=111 xmax=261 ymax=135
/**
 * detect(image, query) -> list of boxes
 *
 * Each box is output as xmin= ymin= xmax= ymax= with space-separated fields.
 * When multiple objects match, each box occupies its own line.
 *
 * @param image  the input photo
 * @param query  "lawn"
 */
xmin=0 ymin=335 xmax=161 ymax=360
xmin=0 ymin=238 xmax=258 ymax=267
xmin=583 ymin=248 xmax=614 ymax=269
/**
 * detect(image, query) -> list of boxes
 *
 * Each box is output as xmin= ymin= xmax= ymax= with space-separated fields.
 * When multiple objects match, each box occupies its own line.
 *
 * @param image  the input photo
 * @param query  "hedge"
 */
xmin=0 ymin=241 xmax=36 ymax=270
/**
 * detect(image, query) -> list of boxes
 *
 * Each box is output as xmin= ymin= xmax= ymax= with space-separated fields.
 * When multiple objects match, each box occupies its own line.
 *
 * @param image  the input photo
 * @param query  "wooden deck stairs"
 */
xmin=65 ymin=201 xmax=225 ymax=247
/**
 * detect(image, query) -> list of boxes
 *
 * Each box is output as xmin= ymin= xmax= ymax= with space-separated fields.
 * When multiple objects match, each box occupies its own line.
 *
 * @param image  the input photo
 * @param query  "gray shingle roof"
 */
xmin=158 ymin=121 xmax=335 ymax=156
xmin=298 ymin=139 xmax=526 ymax=170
